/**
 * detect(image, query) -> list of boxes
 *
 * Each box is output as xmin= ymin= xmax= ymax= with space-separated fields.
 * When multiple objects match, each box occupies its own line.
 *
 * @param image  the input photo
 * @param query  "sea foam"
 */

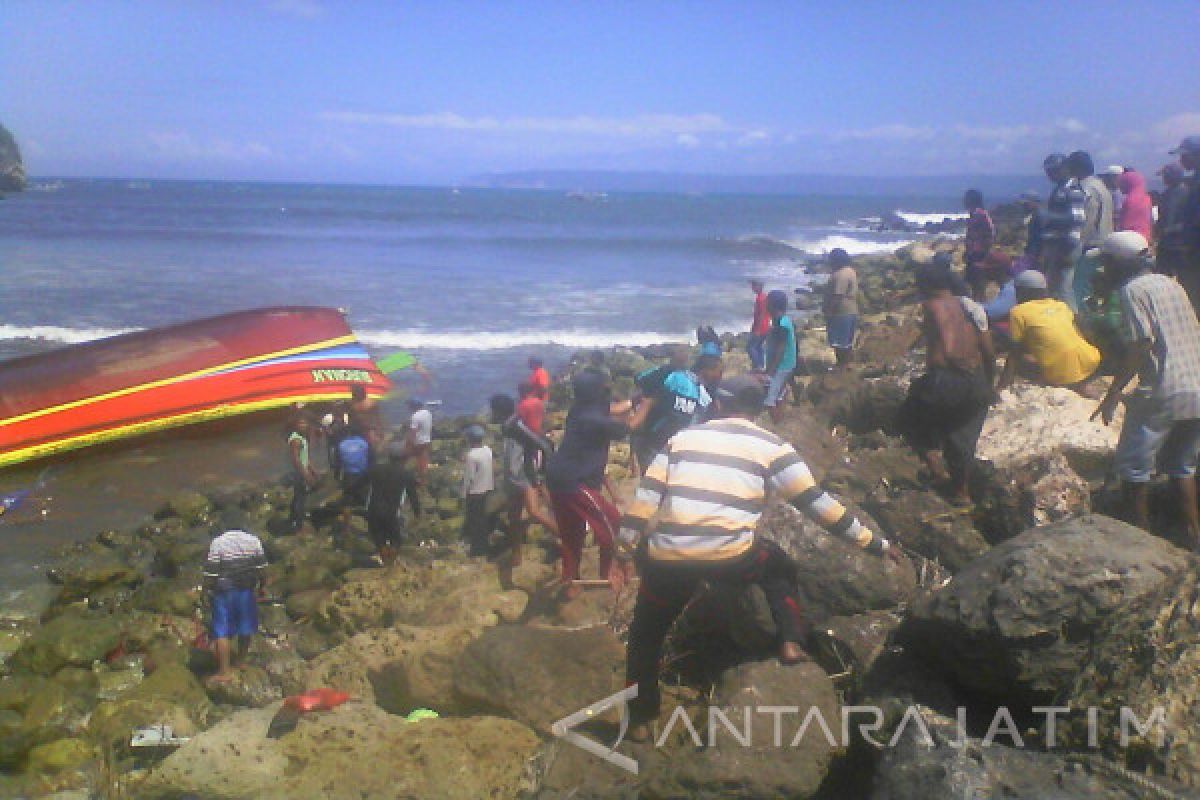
xmin=0 ymin=324 xmax=139 ymax=344
xmin=893 ymin=210 xmax=968 ymax=226
xmin=783 ymin=234 xmax=915 ymax=256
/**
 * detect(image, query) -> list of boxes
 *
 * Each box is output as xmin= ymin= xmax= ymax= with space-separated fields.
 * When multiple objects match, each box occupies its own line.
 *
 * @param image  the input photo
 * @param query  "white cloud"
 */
xmin=951 ymin=123 xmax=1033 ymax=143
xmin=265 ymin=0 xmax=322 ymax=18
xmin=1056 ymin=118 xmax=1088 ymax=134
xmin=1151 ymin=112 xmax=1200 ymax=143
xmin=675 ymin=133 xmax=700 ymax=148
xmin=320 ymin=110 xmax=733 ymax=138
xmin=737 ymin=129 xmax=771 ymax=147
xmin=832 ymin=124 xmax=936 ymax=142
xmin=147 ymin=132 xmax=274 ymax=162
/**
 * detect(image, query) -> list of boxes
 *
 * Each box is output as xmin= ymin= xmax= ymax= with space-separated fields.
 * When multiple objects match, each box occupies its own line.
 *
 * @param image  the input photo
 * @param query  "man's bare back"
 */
xmin=923 ymin=292 xmax=983 ymax=372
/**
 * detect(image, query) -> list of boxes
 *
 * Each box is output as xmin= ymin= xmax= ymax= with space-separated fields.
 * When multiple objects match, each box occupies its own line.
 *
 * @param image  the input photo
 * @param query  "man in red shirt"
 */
xmin=527 ymin=356 xmax=551 ymax=401
xmin=747 ymin=279 xmax=770 ymax=370
xmin=515 ymin=381 xmax=545 ymax=434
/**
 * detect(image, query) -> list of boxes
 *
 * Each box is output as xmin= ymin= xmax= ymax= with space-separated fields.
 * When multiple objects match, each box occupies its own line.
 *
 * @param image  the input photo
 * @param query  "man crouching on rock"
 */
xmin=900 ymin=263 xmax=996 ymax=505
xmin=614 ymin=374 xmax=901 ymax=742
xmin=203 ymin=515 xmax=268 ymax=684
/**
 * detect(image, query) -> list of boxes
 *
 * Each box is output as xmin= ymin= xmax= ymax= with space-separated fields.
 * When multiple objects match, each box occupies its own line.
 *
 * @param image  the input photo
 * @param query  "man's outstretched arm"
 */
xmin=768 ymin=446 xmax=897 ymax=559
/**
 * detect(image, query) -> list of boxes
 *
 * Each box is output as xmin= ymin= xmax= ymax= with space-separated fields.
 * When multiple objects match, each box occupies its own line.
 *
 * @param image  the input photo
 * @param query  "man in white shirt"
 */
xmin=406 ymin=398 xmax=434 ymax=479
xmin=461 ymin=425 xmax=495 ymax=556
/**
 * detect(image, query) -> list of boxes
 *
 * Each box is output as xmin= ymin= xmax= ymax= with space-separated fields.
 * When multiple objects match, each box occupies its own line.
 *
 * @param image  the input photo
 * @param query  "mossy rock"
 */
xmin=161 ymin=491 xmax=213 ymax=526
xmin=88 ymin=662 xmax=210 ymax=751
xmin=11 ymin=613 xmax=122 ymax=675
xmin=25 ymin=737 xmax=94 ymax=774
xmin=133 ymin=579 xmax=200 ymax=617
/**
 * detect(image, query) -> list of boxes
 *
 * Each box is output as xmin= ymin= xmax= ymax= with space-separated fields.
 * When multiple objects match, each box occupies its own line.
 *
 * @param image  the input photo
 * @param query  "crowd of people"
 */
xmin=202 ymin=134 xmax=1200 ymax=703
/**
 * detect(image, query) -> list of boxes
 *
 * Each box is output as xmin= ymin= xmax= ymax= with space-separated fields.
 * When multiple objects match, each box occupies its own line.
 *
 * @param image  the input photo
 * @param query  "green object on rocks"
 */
xmin=25 ymin=737 xmax=94 ymax=774
xmin=11 ymin=612 xmax=122 ymax=675
xmin=405 ymin=708 xmax=439 ymax=722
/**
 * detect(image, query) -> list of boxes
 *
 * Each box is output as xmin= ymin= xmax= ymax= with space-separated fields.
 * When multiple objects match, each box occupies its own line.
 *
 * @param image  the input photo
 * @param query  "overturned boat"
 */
xmin=0 ymin=307 xmax=390 ymax=468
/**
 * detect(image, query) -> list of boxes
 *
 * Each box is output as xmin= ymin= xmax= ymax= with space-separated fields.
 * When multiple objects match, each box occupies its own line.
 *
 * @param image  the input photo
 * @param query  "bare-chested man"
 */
xmin=900 ymin=264 xmax=996 ymax=504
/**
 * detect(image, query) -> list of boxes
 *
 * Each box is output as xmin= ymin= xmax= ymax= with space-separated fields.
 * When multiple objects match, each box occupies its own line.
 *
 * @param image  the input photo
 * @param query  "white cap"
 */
xmin=1101 ymin=165 xmax=1124 ymax=176
xmin=320 ymin=413 xmax=335 ymax=427
xmin=1086 ymin=231 xmax=1149 ymax=261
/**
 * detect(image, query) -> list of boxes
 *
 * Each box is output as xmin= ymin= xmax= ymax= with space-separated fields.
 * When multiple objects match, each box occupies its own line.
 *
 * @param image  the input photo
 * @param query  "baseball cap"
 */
xmin=1014 ymin=270 xmax=1048 ymax=290
xmin=715 ymin=374 xmax=766 ymax=411
xmin=1101 ymin=165 xmax=1124 ymax=177
xmin=1169 ymin=136 xmax=1200 ymax=155
xmin=1086 ymin=231 xmax=1150 ymax=261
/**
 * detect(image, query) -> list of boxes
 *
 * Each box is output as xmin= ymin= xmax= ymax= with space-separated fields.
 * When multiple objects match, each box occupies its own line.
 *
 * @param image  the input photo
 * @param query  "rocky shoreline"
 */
xmin=1 ymin=230 xmax=1196 ymax=799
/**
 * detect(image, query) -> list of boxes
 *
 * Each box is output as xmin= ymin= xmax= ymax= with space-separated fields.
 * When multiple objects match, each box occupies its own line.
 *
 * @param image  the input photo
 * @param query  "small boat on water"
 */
xmin=0 ymin=307 xmax=390 ymax=468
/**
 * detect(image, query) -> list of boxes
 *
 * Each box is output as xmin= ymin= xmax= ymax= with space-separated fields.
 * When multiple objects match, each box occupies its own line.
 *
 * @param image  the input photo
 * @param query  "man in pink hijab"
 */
xmin=1117 ymin=169 xmax=1154 ymax=241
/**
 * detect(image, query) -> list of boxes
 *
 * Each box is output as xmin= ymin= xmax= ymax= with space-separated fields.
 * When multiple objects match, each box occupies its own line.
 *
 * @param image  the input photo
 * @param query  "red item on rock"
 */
xmin=283 ymin=688 xmax=351 ymax=712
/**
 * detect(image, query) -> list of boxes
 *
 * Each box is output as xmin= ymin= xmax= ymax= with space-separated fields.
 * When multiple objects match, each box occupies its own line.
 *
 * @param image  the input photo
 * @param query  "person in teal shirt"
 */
xmin=764 ymin=290 xmax=797 ymax=422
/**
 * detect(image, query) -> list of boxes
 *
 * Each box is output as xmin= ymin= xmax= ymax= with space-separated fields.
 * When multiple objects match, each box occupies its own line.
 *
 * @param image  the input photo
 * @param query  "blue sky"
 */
xmin=3 ymin=0 xmax=1197 ymax=183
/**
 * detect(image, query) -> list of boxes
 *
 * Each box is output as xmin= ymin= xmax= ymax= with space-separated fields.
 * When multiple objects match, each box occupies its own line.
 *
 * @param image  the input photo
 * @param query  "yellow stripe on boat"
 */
xmin=0 ymin=335 xmax=357 ymax=429
xmin=0 ymin=392 xmax=354 ymax=468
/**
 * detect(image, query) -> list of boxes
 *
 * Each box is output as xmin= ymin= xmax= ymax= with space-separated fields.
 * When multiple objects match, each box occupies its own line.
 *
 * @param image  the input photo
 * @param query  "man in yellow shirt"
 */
xmin=997 ymin=270 xmax=1101 ymax=391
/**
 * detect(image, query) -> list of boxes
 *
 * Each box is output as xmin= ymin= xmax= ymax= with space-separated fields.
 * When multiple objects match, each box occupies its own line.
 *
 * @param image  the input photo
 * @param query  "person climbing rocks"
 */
xmin=1117 ymin=169 xmax=1153 ymax=242
xmin=615 ymin=373 xmax=901 ymax=742
xmin=763 ymin=289 xmax=797 ymax=422
xmin=460 ymin=424 xmax=495 ymax=557
xmin=822 ymin=248 xmax=859 ymax=369
xmin=204 ymin=516 xmax=268 ymax=684
xmin=1091 ymin=231 xmax=1200 ymax=549
xmin=962 ymin=189 xmax=996 ymax=301
xmin=997 ymin=270 xmax=1102 ymax=393
xmin=285 ymin=413 xmax=319 ymax=533
xmin=545 ymin=369 xmax=649 ymax=597
xmin=899 ymin=264 xmax=996 ymax=505
xmin=1070 ymin=150 xmax=1115 ymax=310
xmin=490 ymin=393 xmax=558 ymax=567
xmin=1041 ymin=153 xmax=1087 ymax=310
xmin=527 ymin=356 xmax=551 ymax=401
xmin=747 ymin=279 xmax=770 ymax=370
xmin=405 ymin=397 xmax=434 ymax=480
xmin=366 ymin=442 xmax=421 ymax=565
xmin=628 ymin=353 xmax=723 ymax=473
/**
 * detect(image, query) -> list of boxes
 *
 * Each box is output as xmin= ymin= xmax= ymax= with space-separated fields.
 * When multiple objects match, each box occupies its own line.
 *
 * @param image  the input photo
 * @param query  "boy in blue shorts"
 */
xmin=204 ymin=522 xmax=268 ymax=683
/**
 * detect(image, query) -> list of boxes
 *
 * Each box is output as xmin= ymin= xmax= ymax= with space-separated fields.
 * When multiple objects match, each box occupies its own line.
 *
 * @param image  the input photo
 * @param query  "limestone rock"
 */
xmin=872 ymin=706 xmax=1147 ymax=799
xmin=1062 ymin=566 xmax=1200 ymax=790
xmin=757 ymin=503 xmax=917 ymax=621
xmin=316 ymin=559 xmax=527 ymax=635
xmin=455 ymin=624 xmax=624 ymax=734
xmin=977 ymin=383 xmax=1120 ymax=478
xmin=142 ymin=703 xmax=539 ymax=800
xmin=972 ymin=453 xmax=1091 ymax=544
xmin=645 ymin=660 xmax=841 ymax=799
xmin=899 ymin=514 xmax=1188 ymax=702
xmin=305 ymin=623 xmax=480 ymax=715
xmin=206 ymin=665 xmax=281 ymax=708
xmin=863 ymin=487 xmax=990 ymax=572
xmin=764 ymin=408 xmax=845 ymax=479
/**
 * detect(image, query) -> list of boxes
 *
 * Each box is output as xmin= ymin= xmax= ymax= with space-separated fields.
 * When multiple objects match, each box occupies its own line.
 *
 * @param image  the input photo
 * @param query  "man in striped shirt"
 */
xmin=204 ymin=521 xmax=268 ymax=683
xmin=1041 ymin=152 xmax=1088 ymax=310
xmin=615 ymin=374 xmax=899 ymax=737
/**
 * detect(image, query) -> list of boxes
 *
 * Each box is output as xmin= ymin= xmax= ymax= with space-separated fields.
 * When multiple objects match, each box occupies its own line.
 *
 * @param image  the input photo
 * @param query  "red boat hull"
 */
xmin=0 ymin=307 xmax=390 ymax=467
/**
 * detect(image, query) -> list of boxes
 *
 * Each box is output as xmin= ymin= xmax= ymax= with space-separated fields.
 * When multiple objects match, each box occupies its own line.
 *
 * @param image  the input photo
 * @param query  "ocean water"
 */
xmin=1 ymin=179 xmax=963 ymax=419
xmin=0 ymin=179 xmax=971 ymax=589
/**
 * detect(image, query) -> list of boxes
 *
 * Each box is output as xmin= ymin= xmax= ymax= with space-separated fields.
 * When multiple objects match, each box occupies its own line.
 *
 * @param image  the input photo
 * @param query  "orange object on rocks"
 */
xmin=283 ymin=688 xmax=350 ymax=712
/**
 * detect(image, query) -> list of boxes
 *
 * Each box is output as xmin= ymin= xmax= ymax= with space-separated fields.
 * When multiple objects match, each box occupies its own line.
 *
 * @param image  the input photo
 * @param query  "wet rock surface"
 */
xmin=899 ymin=514 xmax=1189 ymax=702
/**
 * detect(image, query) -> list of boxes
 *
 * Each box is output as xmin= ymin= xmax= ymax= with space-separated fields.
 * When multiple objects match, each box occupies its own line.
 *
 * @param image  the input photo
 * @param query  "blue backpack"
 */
xmin=337 ymin=435 xmax=370 ymax=477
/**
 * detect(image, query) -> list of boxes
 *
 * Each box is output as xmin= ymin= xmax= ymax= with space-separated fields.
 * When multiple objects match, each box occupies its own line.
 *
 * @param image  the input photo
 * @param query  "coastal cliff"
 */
xmin=0 ymin=124 xmax=26 ymax=193
xmin=0 ymin=228 xmax=1193 ymax=799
